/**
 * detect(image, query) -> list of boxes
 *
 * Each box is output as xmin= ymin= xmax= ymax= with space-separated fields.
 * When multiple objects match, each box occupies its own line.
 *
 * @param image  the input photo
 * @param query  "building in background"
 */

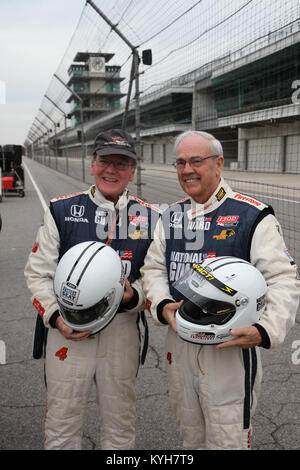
xmin=33 ymin=24 xmax=300 ymax=174
xmin=66 ymin=52 xmax=126 ymax=127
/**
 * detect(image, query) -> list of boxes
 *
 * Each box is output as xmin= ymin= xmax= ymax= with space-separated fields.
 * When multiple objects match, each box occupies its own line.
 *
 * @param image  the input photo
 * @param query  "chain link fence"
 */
xmin=25 ymin=0 xmax=300 ymax=267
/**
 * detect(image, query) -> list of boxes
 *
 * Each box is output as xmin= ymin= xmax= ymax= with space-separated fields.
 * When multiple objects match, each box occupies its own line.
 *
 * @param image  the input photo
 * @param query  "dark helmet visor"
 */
xmin=59 ymin=295 xmax=111 ymax=326
xmin=179 ymin=299 xmax=236 ymax=326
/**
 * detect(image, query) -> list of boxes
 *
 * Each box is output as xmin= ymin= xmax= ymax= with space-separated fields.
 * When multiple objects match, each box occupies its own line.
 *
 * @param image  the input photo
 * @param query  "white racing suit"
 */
xmin=24 ymin=185 xmax=160 ymax=450
xmin=141 ymin=178 xmax=300 ymax=449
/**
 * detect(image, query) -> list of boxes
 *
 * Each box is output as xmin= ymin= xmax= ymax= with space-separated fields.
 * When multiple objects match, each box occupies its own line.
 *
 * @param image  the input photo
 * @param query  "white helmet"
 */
xmin=173 ymin=256 xmax=267 ymax=344
xmin=54 ymin=241 xmax=125 ymax=334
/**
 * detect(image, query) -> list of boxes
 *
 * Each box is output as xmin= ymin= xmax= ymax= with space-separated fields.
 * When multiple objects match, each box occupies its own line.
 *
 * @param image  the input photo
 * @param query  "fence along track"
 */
xmin=30 ymin=153 xmax=300 ymax=268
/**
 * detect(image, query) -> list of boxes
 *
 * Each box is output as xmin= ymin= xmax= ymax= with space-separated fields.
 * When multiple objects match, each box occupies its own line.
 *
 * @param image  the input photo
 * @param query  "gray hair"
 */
xmin=174 ymin=130 xmax=223 ymax=157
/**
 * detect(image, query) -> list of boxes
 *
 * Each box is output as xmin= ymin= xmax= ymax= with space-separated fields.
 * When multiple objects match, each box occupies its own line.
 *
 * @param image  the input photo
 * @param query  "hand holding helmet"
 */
xmin=54 ymin=315 xmax=92 ymax=341
xmin=162 ymin=300 xmax=184 ymax=332
xmin=215 ymin=324 xmax=263 ymax=349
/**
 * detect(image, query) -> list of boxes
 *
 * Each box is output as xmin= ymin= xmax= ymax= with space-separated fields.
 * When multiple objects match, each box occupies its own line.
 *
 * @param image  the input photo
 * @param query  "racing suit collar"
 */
xmin=187 ymin=177 xmax=230 ymax=219
xmin=89 ymin=185 xmax=130 ymax=210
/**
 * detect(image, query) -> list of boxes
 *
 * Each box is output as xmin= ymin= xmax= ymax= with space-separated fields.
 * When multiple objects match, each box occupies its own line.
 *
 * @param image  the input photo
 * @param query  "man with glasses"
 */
xmin=141 ymin=130 xmax=299 ymax=449
xmin=25 ymin=129 xmax=160 ymax=450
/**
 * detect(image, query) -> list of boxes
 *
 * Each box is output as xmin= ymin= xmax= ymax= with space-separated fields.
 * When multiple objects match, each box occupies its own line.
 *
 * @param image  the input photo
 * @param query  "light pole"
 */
xmin=32 ymin=123 xmax=46 ymax=164
xmin=26 ymin=136 xmax=34 ymax=160
xmin=35 ymin=117 xmax=50 ymax=164
xmin=86 ymin=0 xmax=143 ymax=198
xmin=54 ymin=73 xmax=86 ymax=182
xmin=39 ymin=108 xmax=58 ymax=169
xmin=44 ymin=94 xmax=70 ymax=175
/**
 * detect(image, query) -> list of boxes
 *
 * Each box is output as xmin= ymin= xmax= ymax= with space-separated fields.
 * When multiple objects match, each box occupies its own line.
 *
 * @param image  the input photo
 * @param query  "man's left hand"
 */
xmin=216 ymin=326 xmax=262 ymax=349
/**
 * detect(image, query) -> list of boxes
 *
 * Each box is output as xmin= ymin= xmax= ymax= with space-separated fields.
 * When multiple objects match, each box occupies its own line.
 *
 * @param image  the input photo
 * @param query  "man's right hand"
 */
xmin=162 ymin=300 xmax=184 ymax=333
xmin=55 ymin=316 xmax=92 ymax=341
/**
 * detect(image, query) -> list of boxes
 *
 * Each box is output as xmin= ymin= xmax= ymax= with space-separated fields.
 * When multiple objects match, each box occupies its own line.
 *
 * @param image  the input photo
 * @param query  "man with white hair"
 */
xmin=141 ymin=130 xmax=299 ymax=449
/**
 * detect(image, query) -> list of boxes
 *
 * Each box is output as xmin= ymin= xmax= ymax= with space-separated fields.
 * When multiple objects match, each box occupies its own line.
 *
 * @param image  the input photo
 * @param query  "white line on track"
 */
xmin=23 ymin=161 xmax=47 ymax=212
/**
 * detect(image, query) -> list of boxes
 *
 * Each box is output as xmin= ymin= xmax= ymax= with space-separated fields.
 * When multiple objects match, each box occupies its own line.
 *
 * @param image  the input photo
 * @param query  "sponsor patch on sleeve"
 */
xmin=33 ymin=298 xmax=45 ymax=318
xmin=31 ymin=242 xmax=39 ymax=253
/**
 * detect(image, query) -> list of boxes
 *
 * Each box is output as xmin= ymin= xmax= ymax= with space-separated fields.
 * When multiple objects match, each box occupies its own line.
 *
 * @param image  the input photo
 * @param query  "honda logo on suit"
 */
xmin=71 ymin=205 xmax=85 ymax=218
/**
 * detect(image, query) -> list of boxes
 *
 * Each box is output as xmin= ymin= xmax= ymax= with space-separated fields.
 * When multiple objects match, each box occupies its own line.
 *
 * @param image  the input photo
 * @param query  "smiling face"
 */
xmin=176 ymin=134 xmax=224 ymax=203
xmin=91 ymin=154 xmax=136 ymax=204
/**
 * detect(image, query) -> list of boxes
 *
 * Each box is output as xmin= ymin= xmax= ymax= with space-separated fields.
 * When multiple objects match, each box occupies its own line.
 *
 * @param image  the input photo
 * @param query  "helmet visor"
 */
xmin=173 ymin=267 xmax=211 ymax=307
xmin=59 ymin=289 xmax=115 ymax=326
xmin=173 ymin=264 xmax=237 ymax=306
xmin=179 ymin=299 xmax=236 ymax=325
xmin=173 ymin=265 xmax=236 ymax=323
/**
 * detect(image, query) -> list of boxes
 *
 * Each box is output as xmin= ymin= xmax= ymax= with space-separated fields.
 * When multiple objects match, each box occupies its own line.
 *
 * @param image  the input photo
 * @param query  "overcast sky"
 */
xmin=0 ymin=0 xmax=85 ymax=145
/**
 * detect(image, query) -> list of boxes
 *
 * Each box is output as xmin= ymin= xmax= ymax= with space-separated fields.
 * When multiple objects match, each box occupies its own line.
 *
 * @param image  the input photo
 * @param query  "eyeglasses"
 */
xmin=173 ymin=155 xmax=219 ymax=170
xmin=94 ymin=158 xmax=134 ymax=171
